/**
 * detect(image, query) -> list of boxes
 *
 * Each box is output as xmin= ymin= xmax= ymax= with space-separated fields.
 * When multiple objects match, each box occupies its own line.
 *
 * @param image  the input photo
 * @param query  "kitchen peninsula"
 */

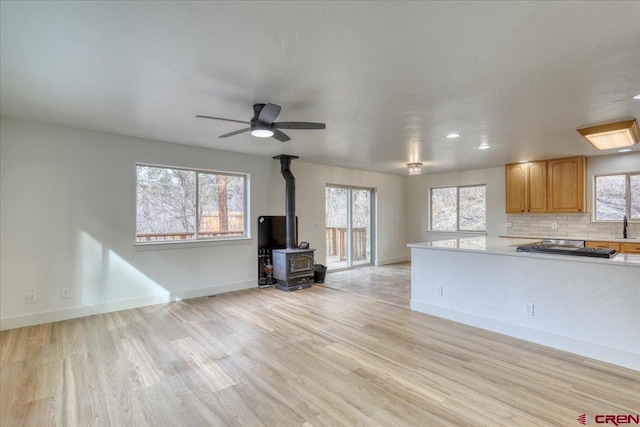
xmin=408 ymin=236 xmax=640 ymax=370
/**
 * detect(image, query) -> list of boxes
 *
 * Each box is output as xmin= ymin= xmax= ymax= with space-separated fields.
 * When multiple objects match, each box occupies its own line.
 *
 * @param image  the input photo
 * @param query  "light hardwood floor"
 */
xmin=319 ymin=262 xmax=411 ymax=307
xmin=1 ymin=286 xmax=638 ymax=426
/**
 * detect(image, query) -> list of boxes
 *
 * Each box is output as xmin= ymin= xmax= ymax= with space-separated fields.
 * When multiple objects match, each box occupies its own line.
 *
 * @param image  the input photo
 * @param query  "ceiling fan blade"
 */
xmin=196 ymin=115 xmax=250 ymax=125
xmin=272 ymin=129 xmax=291 ymax=142
xmin=219 ymin=128 xmax=250 ymax=138
xmin=258 ymin=103 xmax=282 ymax=124
xmin=274 ymin=122 xmax=326 ymax=130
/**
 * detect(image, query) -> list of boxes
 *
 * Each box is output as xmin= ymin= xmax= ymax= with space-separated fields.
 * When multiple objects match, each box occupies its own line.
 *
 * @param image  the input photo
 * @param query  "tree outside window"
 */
xmin=431 ymin=185 xmax=486 ymax=231
xmin=136 ymin=165 xmax=247 ymax=242
xmin=594 ymin=173 xmax=640 ymax=221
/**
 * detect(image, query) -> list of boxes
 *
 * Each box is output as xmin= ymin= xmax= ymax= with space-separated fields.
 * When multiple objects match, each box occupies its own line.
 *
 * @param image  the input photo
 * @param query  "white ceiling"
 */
xmin=1 ymin=1 xmax=639 ymax=175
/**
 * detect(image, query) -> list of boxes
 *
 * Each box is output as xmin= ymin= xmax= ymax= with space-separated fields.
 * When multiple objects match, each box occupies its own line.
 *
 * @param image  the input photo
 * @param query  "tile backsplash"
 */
xmin=506 ymin=213 xmax=639 ymax=240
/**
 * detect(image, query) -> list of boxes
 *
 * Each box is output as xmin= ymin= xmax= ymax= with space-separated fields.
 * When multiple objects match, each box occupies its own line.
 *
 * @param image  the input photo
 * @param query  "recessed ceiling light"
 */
xmin=633 ymin=94 xmax=640 ymax=100
xmin=618 ymin=148 xmax=632 ymax=152
xmin=478 ymin=145 xmax=490 ymax=150
xmin=446 ymin=133 xmax=460 ymax=139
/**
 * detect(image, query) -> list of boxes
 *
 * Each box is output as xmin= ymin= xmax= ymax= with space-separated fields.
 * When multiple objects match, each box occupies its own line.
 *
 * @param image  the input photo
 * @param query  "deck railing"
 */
xmin=136 ymin=230 xmax=244 ymax=242
xmin=325 ymin=227 xmax=368 ymax=261
xmin=139 ymin=228 xmax=368 ymax=261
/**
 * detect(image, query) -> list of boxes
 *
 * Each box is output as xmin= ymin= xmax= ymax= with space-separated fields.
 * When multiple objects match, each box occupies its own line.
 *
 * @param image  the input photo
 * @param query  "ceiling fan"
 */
xmin=196 ymin=103 xmax=325 ymax=142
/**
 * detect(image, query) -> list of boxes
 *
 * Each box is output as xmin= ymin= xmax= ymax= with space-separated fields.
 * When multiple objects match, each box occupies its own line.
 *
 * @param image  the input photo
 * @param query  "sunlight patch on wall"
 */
xmin=79 ymin=231 xmax=167 ymax=307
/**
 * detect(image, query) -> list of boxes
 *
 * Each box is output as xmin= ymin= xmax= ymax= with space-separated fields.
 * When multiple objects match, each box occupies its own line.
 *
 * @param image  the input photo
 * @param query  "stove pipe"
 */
xmin=273 ymin=154 xmax=299 ymax=249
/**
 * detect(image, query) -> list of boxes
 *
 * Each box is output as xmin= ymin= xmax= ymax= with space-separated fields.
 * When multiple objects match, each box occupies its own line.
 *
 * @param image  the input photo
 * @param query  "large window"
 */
xmin=430 ymin=185 xmax=486 ymax=231
xmin=136 ymin=165 xmax=247 ymax=243
xmin=594 ymin=173 xmax=639 ymax=221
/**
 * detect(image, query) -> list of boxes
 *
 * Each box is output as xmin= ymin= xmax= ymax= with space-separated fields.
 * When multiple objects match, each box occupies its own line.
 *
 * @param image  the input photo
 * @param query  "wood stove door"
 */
xmin=290 ymin=254 xmax=313 ymax=275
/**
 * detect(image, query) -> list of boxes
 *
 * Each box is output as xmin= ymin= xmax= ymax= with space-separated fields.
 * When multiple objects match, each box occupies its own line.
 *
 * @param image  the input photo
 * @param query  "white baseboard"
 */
xmin=375 ymin=255 xmax=410 ymax=266
xmin=410 ymin=299 xmax=640 ymax=371
xmin=0 ymin=280 xmax=256 ymax=331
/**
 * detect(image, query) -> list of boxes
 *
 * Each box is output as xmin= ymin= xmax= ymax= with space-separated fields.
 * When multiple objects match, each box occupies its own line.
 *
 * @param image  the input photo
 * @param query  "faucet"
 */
xmin=623 ymin=215 xmax=628 ymax=239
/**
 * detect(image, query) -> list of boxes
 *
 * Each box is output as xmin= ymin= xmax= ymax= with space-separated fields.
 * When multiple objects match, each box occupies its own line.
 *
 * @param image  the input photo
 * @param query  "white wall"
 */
xmin=0 ymin=118 xmax=408 ymax=329
xmin=407 ymin=166 xmax=506 ymax=242
xmin=0 ymin=119 xmax=272 ymax=329
xmin=266 ymin=161 xmax=409 ymax=266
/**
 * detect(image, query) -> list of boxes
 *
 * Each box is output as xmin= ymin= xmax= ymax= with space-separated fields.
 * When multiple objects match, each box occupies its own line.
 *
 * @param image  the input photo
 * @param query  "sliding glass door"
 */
xmin=325 ymin=185 xmax=373 ymax=270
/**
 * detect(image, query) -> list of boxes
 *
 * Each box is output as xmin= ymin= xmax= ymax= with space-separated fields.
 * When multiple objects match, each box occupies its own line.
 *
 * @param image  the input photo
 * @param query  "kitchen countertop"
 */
xmin=408 ymin=236 xmax=640 ymax=266
xmin=501 ymin=234 xmax=640 ymax=243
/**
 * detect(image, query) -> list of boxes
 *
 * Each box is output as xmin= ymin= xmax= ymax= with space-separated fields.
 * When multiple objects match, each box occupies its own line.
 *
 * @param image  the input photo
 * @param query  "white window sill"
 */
xmin=590 ymin=220 xmax=639 ymax=223
xmin=135 ymin=237 xmax=252 ymax=251
xmin=427 ymin=230 xmax=488 ymax=235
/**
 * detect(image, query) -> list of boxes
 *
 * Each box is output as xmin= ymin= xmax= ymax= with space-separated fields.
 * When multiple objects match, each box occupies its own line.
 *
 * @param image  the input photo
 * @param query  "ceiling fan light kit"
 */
xmin=577 ymin=119 xmax=639 ymax=150
xmin=251 ymin=123 xmax=274 ymax=138
xmin=196 ymin=103 xmax=325 ymax=143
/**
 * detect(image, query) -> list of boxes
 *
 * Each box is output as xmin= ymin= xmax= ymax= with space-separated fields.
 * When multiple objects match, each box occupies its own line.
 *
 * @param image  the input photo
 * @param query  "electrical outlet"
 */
xmin=27 ymin=292 xmax=36 ymax=304
xmin=506 ymin=221 xmax=512 ymax=228
xmin=524 ymin=303 xmax=534 ymax=316
xmin=551 ymin=221 xmax=558 ymax=230
xmin=61 ymin=288 xmax=71 ymax=299
xmin=435 ymin=286 xmax=443 ymax=296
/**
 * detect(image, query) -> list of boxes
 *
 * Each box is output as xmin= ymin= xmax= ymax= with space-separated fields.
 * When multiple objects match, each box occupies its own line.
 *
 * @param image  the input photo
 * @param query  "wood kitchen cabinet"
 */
xmin=621 ymin=243 xmax=640 ymax=254
xmin=547 ymin=156 xmax=586 ymax=212
xmin=586 ymin=241 xmax=640 ymax=254
xmin=506 ymin=163 xmax=526 ymax=213
xmin=505 ymin=161 xmax=547 ymax=213
xmin=527 ymin=161 xmax=547 ymax=212
xmin=505 ymin=156 xmax=585 ymax=213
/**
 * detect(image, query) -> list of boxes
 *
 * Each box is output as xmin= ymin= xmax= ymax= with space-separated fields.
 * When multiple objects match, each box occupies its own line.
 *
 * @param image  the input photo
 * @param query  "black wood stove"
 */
xmin=272 ymin=247 xmax=315 ymax=290
xmin=272 ymin=155 xmax=315 ymax=291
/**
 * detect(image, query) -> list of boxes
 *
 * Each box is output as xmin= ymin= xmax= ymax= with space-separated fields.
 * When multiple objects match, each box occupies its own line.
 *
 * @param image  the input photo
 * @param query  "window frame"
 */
xmin=135 ymin=163 xmax=250 ymax=246
xmin=429 ymin=184 xmax=487 ymax=232
xmin=593 ymin=172 xmax=640 ymax=222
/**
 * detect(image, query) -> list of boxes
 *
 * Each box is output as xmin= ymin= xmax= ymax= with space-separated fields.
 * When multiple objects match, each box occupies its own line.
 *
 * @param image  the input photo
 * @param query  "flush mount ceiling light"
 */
xmin=407 ymin=163 xmax=423 ymax=175
xmin=478 ymin=144 xmax=490 ymax=150
xmin=577 ymin=119 xmax=639 ymax=150
xmin=446 ymin=133 xmax=460 ymax=139
xmin=633 ymin=94 xmax=640 ymax=100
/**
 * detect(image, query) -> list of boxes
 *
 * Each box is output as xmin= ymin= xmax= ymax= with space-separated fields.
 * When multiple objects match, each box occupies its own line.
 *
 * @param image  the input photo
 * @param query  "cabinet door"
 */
xmin=622 ymin=243 xmax=640 ymax=254
xmin=506 ymin=163 xmax=526 ymax=213
xmin=527 ymin=161 xmax=547 ymax=212
xmin=547 ymin=156 xmax=585 ymax=212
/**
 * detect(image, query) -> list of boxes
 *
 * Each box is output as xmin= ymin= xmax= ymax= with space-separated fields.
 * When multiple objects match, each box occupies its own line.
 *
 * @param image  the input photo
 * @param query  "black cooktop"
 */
xmin=516 ymin=243 xmax=618 ymax=258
